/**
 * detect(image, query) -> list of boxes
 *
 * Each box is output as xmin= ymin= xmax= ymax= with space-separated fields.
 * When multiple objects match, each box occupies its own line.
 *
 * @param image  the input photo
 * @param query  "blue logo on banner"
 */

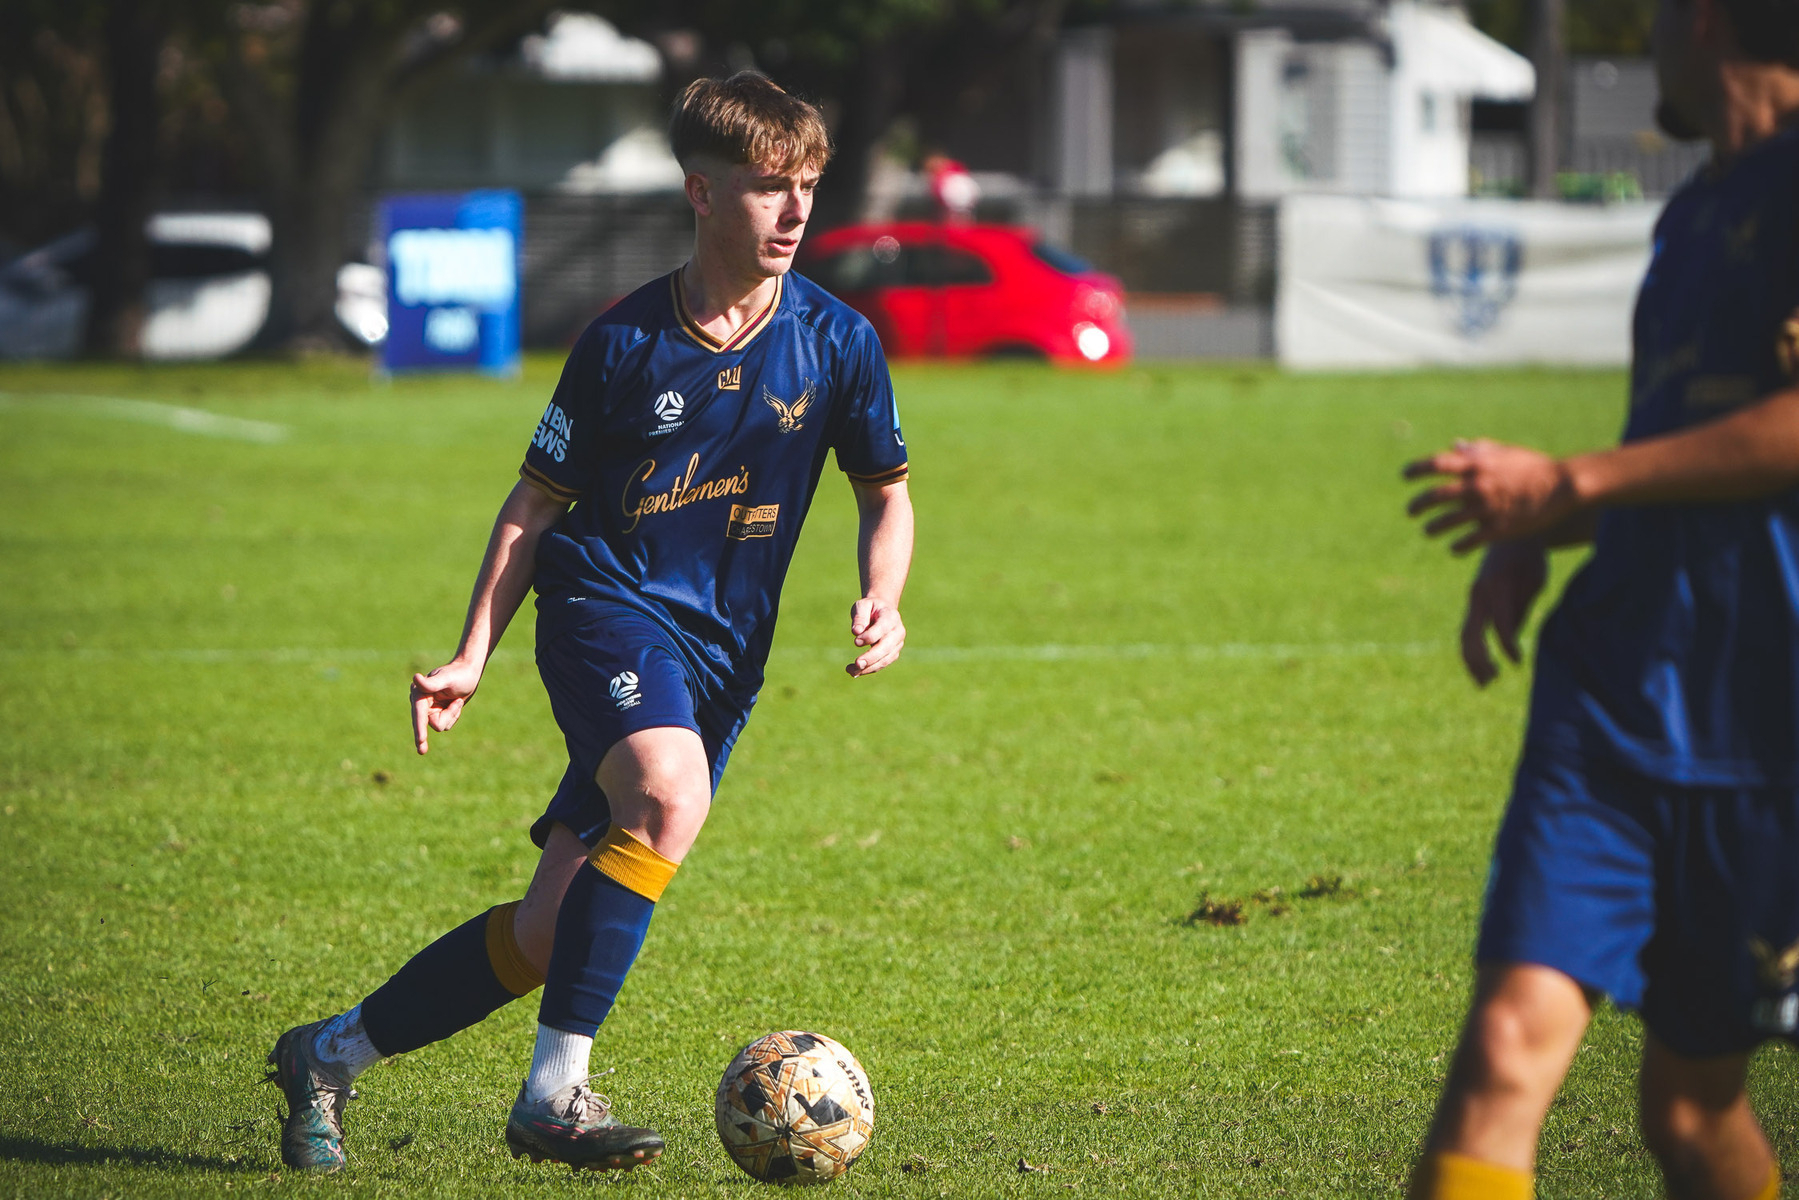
xmin=1427 ymin=227 xmax=1522 ymax=339
xmin=381 ymin=190 xmax=521 ymax=375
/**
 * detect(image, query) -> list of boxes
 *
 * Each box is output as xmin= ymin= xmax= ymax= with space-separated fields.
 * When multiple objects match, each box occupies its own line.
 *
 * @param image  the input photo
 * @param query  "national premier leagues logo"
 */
xmin=654 ymin=391 xmax=685 ymax=423
xmin=763 ymin=380 xmax=814 ymax=433
xmin=608 ymin=671 xmax=642 ymax=710
xmin=1427 ymin=226 xmax=1522 ymax=339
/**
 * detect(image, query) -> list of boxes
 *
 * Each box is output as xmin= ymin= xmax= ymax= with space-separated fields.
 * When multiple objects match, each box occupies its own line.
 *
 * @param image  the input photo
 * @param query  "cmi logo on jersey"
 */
xmin=763 ymin=380 xmax=814 ymax=433
xmin=533 ymin=401 xmax=573 ymax=463
xmin=608 ymin=670 xmax=643 ymax=710
xmin=718 ymin=365 xmax=741 ymax=391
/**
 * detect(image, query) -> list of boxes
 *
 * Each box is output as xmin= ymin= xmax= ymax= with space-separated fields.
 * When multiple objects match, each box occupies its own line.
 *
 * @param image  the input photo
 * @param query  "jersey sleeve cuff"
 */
xmin=844 ymin=463 xmax=909 ymax=486
xmin=520 ymin=462 xmax=582 ymax=504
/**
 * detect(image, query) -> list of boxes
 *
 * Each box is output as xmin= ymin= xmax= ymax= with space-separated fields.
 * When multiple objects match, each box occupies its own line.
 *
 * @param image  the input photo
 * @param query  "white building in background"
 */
xmin=378 ymin=13 xmax=682 ymax=194
xmin=1049 ymin=1 xmax=1533 ymax=204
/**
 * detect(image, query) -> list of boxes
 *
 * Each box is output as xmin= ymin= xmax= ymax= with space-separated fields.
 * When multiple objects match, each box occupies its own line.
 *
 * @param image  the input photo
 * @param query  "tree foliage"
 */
xmin=1469 ymin=0 xmax=1656 ymax=54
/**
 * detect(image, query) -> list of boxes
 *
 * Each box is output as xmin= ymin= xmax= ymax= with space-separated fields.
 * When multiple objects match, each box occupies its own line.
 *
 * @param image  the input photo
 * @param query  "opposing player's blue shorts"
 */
xmin=531 ymin=606 xmax=751 ymax=850
xmin=1479 ymin=742 xmax=1799 ymax=1057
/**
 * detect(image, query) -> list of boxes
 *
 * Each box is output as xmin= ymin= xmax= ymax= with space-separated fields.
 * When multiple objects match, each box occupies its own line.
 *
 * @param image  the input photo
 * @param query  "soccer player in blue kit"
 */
xmin=265 ymin=72 xmax=913 ymax=1174
xmin=1403 ymin=3 xmax=1799 ymax=1198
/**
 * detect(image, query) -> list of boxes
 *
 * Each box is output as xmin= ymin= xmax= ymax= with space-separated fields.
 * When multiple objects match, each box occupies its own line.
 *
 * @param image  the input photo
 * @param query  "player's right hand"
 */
xmin=411 ymin=658 xmax=483 ymax=754
xmin=1461 ymin=541 xmax=1548 ymax=687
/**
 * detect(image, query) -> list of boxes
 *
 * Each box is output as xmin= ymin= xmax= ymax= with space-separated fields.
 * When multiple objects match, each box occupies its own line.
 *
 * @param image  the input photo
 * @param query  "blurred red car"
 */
xmin=799 ymin=222 xmax=1131 ymax=364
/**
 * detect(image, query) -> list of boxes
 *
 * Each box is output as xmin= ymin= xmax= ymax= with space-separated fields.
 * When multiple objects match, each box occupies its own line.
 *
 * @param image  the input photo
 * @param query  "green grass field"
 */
xmin=3 ymin=357 xmax=1797 ymax=1199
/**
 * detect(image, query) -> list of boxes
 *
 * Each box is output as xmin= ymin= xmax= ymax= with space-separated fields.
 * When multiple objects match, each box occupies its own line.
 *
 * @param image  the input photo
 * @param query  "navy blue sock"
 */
xmin=538 ymin=862 xmax=655 ymax=1036
xmin=360 ymin=902 xmax=542 ymax=1056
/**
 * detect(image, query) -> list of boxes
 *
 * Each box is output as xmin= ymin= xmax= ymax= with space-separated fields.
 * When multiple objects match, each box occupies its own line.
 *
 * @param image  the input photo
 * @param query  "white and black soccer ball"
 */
xmin=715 ymin=1031 xmax=874 ymax=1185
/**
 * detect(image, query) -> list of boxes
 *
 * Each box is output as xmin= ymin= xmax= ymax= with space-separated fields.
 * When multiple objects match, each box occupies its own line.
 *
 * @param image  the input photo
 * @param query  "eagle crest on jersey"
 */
xmin=1751 ymin=936 xmax=1799 ymax=991
xmin=763 ymin=381 xmax=814 ymax=433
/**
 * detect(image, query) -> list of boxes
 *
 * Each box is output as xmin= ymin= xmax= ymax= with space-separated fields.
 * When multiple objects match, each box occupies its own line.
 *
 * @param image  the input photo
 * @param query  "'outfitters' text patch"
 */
xmin=727 ymin=503 xmax=779 ymax=539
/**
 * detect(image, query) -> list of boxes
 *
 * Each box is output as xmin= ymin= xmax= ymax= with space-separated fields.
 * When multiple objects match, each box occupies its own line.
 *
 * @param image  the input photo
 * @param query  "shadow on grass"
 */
xmin=0 ymin=1134 xmax=264 ymax=1173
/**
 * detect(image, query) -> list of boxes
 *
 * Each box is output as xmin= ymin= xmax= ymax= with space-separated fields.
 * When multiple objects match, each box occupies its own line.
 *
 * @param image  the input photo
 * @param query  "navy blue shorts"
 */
xmin=531 ymin=609 xmax=751 ymax=850
xmin=1479 ymin=744 xmax=1799 ymax=1057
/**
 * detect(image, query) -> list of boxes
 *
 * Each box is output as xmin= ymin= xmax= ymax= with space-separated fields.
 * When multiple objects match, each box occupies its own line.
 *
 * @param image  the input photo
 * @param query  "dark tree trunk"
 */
xmin=85 ymin=0 xmax=164 ymax=357
xmin=239 ymin=0 xmax=559 ymax=353
xmin=1529 ymin=0 xmax=1565 ymax=199
xmin=258 ymin=8 xmax=395 ymax=351
xmin=811 ymin=39 xmax=908 ymax=232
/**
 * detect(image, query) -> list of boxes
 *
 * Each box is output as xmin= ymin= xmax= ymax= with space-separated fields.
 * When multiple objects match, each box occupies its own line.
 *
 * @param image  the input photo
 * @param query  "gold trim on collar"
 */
xmin=670 ymin=270 xmax=783 ymax=354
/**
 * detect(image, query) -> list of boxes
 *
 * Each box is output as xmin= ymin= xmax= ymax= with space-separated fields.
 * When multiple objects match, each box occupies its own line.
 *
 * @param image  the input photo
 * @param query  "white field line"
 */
xmin=0 ymin=641 xmax=1440 ymax=665
xmin=0 ymin=392 xmax=288 ymax=444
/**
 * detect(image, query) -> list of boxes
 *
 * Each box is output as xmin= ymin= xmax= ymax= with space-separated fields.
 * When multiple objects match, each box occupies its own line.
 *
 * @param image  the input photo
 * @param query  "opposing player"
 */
xmin=1402 ymin=3 xmax=1799 ymax=1198
xmin=265 ymin=71 xmax=913 ymax=1174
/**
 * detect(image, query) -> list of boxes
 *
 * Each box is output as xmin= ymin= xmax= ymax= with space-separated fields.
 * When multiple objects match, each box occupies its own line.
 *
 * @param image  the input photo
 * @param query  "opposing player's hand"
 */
xmin=1404 ymin=438 xmax=1578 ymax=554
xmin=410 ymin=658 xmax=483 ymax=754
xmin=847 ymin=596 xmax=905 ymax=678
xmin=1460 ymin=540 xmax=1548 ymax=687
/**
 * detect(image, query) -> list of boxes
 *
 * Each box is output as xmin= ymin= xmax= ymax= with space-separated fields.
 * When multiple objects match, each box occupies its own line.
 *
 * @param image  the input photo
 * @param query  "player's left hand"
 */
xmin=1404 ymin=438 xmax=1579 ymax=554
xmin=847 ymin=596 xmax=905 ymax=677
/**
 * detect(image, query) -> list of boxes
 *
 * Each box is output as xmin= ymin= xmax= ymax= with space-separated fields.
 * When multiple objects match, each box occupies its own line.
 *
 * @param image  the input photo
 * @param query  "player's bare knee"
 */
xmin=1467 ymin=1003 xmax=1531 ymax=1070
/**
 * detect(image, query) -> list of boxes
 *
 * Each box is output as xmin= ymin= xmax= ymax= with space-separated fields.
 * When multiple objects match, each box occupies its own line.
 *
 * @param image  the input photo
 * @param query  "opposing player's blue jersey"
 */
xmin=1529 ymin=127 xmax=1799 ymax=786
xmin=520 ymin=270 xmax=907 ymax=696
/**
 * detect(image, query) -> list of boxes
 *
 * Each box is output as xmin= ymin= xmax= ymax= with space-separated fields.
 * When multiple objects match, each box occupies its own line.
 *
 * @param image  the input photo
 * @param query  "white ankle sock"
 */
xmin=311 ymin=1003 xmax=383 ymax=1082
xmin=525 ymin=1024 xmax=593 ymax=1103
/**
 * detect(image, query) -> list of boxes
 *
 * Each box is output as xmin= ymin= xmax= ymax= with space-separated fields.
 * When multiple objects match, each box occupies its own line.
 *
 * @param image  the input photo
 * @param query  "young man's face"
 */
xmin=688 ymin=158 xmax=821 ymax=280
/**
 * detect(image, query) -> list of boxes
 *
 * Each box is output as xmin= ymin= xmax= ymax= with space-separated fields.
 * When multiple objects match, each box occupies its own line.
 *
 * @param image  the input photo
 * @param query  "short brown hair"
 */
xmin=668 ymin=70 xmax=832 ymax=174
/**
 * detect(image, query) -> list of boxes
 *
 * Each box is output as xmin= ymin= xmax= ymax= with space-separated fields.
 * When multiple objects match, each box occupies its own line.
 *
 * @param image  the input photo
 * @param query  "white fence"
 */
xmin=1276 ymin=194 xmax=1658 ymax=369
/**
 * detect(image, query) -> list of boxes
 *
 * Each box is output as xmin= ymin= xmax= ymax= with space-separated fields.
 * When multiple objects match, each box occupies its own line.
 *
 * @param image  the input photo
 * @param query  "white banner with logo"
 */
xmin=1276 ymin=194 xmax=1660 ymax=370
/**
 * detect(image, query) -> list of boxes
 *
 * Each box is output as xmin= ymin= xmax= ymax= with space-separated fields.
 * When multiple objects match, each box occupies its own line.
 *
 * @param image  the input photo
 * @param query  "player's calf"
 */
xmin=1639 ymin=1039 xmax=1778 ymax=1200
xmin=1411 ymin=965 xmax=1589 ymax=1198
xmin=512 ymin=823 xmax=682 ymax=1169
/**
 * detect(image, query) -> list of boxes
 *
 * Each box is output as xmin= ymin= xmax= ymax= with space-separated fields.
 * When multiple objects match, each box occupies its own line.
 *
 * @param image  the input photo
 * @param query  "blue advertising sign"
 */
xmin=380 ymin=190 xmax=521 ymax=375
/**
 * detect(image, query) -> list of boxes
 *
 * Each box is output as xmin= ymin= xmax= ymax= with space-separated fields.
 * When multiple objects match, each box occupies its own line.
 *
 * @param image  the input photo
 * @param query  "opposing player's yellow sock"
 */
xmin=484 ymin=899 xmax=545 ymax=995
xmin=1750 ymin=1163 xmax=1780 ymax=1200
xmin=1410 ymin=1151 xmax=1532 ymax=1200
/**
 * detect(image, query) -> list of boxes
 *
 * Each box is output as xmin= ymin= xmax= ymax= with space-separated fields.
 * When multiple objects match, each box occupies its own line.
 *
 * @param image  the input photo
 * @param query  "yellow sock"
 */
xmin=1410 ymin=1151 xmax=1532 ymax=1200
xmin=589 ymin=824 xmax=680 ymax=902
xmin=483 ymin=899 xmax=545 ymax=995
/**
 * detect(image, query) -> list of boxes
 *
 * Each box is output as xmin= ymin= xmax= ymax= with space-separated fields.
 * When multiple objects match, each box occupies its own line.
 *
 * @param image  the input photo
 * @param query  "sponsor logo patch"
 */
xmin=718 ymin=365 xmax=741 ymax=391
xmin=620 ymin=454 xmax=751 ymax=533
xmin=726 ymin=503 xmax=780 ymax=539
xmin=609 ymin=670 xmax=642 ymax=710
xmin=532 ymin=401 xmax=572 ymax=463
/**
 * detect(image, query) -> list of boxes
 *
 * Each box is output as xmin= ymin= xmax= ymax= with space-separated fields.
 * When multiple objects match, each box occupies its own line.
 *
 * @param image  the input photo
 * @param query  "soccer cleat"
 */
xmin=505 ymin=1079 xmax=664 ymax=1172
xmin=265 ymin=1018 xmax=358 ymax=1174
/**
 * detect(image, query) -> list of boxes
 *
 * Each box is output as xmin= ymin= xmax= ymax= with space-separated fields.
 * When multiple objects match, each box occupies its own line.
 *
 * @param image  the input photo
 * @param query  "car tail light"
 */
xmin=1074 ymin=323 xmax=1110 ymax=361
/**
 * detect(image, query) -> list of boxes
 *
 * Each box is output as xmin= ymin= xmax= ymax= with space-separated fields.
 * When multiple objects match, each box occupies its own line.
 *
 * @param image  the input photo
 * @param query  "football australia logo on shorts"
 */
xmin=608 ymin=671 xmax=643 ymax=710
xmin=727 ymin=503 xmax=779 ymax=539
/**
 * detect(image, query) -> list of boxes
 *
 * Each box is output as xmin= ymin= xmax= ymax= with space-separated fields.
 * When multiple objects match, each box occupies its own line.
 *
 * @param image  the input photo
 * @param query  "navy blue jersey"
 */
xmin=521 ymin=270 xmax=907 ymax=695
xmin=1529 ymin=127 xmax=1799 ymax=786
